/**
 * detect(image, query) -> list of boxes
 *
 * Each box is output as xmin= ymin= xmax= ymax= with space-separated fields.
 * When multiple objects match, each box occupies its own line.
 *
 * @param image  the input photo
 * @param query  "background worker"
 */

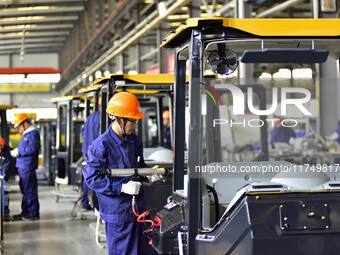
xmin=163 ymin=110 xmax=171 ymax=149
xmin=81 ymin=95 xmax=101 ymax=211
xmin=11 ymin=113 xmax=40 ymax=221
xmin=330 ymin=121 xmax=340 ymax=146
xmin=0 ymin=137 xmax=12 ymax=218
xmin=83 ymin=92 xmax=158 ymax=255
xmin=329 ymin=121 xmax=340 ymax=164
xmin=270 ymin=117 xmax=296 ymax=148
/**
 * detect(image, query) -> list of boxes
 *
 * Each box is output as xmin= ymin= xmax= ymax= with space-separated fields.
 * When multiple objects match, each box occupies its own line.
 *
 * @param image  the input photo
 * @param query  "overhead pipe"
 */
xmin=212 ymin=1 xmax=234 ymax=17
xmin=312 ymin=0 xmax=319 ymax=18
xmin=60 ymin=0 xmax=190 ymax=96
xmin=255 ymin=0 xmax=303 ymax=18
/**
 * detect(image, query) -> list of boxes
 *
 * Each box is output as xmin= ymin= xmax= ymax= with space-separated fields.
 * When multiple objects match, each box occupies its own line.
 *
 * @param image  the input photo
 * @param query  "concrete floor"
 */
xmin=3 ymin=184 xmax=107 ymax=255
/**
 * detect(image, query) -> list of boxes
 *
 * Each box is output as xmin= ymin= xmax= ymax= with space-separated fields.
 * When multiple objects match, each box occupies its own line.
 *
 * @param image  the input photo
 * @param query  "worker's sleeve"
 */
xmin=18 ymin=131 xmax=40 ymax=156
xmin=2 ymin=145 xmax=12 ymax=173
xmin=83 ymin=142 xmax=123 ymax=195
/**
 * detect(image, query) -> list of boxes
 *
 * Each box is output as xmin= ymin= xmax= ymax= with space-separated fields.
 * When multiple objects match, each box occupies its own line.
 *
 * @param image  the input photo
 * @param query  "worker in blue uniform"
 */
xmin=330 ymin=121 xmax=340 ymax=164
xmin=270 ymin=118 xmax=296 ymax=148
xmin=83 ymin=92 xmax=158 ymax=255
xmin=81 ymin=96 xmax=101 ymax=211
xmin=0 ymin=137 xmax=12 ymax=218
xmin=330 ymin=121 xmax=340 ymax=146
xmin=0 ymin=137 xmax=12 ymax=181
xmin=11 ymin=113 xmax=40 ymax=221
xmin=163 ymin=110 xmax=171 ymax=149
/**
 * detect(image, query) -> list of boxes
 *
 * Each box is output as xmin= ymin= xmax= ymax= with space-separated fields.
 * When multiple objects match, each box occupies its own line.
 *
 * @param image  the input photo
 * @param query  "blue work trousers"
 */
xmin=82 ymin=179 xmax=91 ymax=209
xmin=19 ymin=171 xmax=39 ymax=218
xmin=105 ymin=220 xmax=153 ymax=255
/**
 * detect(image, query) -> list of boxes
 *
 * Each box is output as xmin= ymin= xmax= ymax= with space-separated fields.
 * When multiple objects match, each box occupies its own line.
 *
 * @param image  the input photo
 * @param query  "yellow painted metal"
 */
xmin=0 ymin=104 xmax=16 ymax=110
xmin=161 ymin=18 xmax=340 ymax=48
xmin=115 ymin=89 xmax=160 ymax=94
xmin=0 ymin=83 xmax=50 ymax=92
xmin=93 ymin=73 xmax=189 ymax=85
xmin=51 ymin=95 xmax=85 ymax=102
xmin=78 ymin=84 xmax=101 ymax=93
xmin=122 ymin=74 xmax=175 ymax=84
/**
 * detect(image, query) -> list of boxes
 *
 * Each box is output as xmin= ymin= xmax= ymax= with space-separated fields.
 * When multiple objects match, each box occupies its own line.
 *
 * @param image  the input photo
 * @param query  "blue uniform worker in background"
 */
xmin=81 ymin=96 xmax=101 ymax=210
xmin=330 ymin=121 xmax=340 ymax=146
xmin=329 ymin=121 xmax=340 ymax=164
xmin=270 ymin=118 xmax=296 ymax=148
xmin=0 ymin=137 xmax=12 ymax=218
xmin=0 ymin=137 xmax=12 ymax=181
xmin=83 ymin=92 xmax=159 ymax=255
xmin=11 ymin=113 xmax=40 ymax=221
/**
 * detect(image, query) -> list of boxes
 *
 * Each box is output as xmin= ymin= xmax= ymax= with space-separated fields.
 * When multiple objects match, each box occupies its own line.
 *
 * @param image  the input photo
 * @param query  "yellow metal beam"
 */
xmin=0 ymin=104 xmax=16 ymax=110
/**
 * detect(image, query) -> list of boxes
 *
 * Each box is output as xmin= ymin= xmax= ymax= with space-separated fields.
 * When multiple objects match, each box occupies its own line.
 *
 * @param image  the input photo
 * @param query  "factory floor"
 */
xmin=3 ymin=182 xmax=107 ymax=255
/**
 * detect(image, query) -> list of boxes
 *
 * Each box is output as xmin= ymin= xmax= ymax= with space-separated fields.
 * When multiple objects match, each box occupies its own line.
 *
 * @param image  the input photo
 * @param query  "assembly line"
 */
xmin=1 ymin=1 xmax=340 ymax=255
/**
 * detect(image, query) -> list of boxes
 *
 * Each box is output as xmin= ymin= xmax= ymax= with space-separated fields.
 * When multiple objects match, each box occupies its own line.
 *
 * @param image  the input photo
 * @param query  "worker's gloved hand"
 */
xmin=121 ymin=181 xmax=142 ymax=195
xmin=147 ymin=174 xmax=163 ymax=182
xmin=10 ymin=148 xmax=19 ymax=158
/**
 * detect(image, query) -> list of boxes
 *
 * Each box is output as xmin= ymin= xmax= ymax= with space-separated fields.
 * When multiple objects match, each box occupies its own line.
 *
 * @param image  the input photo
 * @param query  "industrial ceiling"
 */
xmin=0 ymin=0 xmax=319 ymax=95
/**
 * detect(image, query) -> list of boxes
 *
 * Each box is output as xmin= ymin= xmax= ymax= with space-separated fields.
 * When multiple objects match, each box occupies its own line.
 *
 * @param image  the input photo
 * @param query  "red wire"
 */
xmin=132 ymin=204 xmax=154 ymax=226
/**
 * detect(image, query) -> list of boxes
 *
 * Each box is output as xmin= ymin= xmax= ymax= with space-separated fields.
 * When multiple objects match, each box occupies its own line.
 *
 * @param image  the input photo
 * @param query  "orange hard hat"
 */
xmin=14 ymin=113 xmax=27 ymax=128
xmin=163 ymin=110 xmax=170 ymax=119
xmin=0 ymin=137 xmax=4 ymax=150
xmin=106 ymin=92 xmax=144 ymax=119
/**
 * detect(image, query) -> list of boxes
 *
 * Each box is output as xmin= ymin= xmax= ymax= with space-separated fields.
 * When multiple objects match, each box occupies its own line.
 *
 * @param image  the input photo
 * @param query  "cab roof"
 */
xmin=92 ymin=73 xmax=189 ymax=85
xmin=78 ymin=84 xmax=101 ymax=94
xmin=161 ymin=17 xmax=340 ymax=48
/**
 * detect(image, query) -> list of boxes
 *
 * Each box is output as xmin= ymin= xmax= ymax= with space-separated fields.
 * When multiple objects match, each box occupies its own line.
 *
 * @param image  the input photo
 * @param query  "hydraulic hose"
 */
xmin=206 ymin=184 xmax=220 ymax=222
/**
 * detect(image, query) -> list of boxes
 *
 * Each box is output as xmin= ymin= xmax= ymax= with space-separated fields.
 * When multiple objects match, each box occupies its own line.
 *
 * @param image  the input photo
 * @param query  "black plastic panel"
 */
xmin=240 ymin=48 xmax=329 ymax=63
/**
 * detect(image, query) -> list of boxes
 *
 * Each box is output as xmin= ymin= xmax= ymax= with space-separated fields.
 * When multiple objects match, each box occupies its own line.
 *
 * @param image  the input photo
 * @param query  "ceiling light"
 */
xmin=292 ymin=68 xmax=313 ymax=79
xmin=95 ymin=71 xmax=102 ymax=79
xmin=1 ymin=16 xmax=46 ymax=22
xmin=0 ymin=74 xmax=24 ymax=83
xmin=200 ymin=4 xmax=223 ymax=10
xmin=259 ymin=72 xmax=272 ymax=79
xmin=25 ymin=74 xmax=61 ymax=83
xmin=167 ymin=14 xmax=190 ymax=20
xmin=0 ymin=6 xmax=52 ymax=12
xmin=128 ymin=70 xmax=138 ymax=75
xmin=273 ymin=68 xmax=291 ymax=80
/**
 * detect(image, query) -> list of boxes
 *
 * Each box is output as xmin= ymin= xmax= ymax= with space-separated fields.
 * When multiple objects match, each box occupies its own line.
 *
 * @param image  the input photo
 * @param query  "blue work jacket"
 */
xmin=81 ymin=110 xmax=100 ymax=154
xmin=164 ymin=126 xmax=171 ymax=149
xmin=270 ymin=125 xmax=296 ymax=148
xmin=83 ymin=126 xmax=147 ymax=223
xmin=334 ymin=125 xmax=340 ymax=145
xmin=1 ymin=144 xmax=12 ymax=174
xmin=16 ymin=124 xmax=40 ymax=174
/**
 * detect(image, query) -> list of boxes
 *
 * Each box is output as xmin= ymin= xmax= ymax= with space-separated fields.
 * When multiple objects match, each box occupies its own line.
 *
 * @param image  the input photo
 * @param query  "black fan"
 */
xmin=207 ymin=44 xmax=238 ymax=75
